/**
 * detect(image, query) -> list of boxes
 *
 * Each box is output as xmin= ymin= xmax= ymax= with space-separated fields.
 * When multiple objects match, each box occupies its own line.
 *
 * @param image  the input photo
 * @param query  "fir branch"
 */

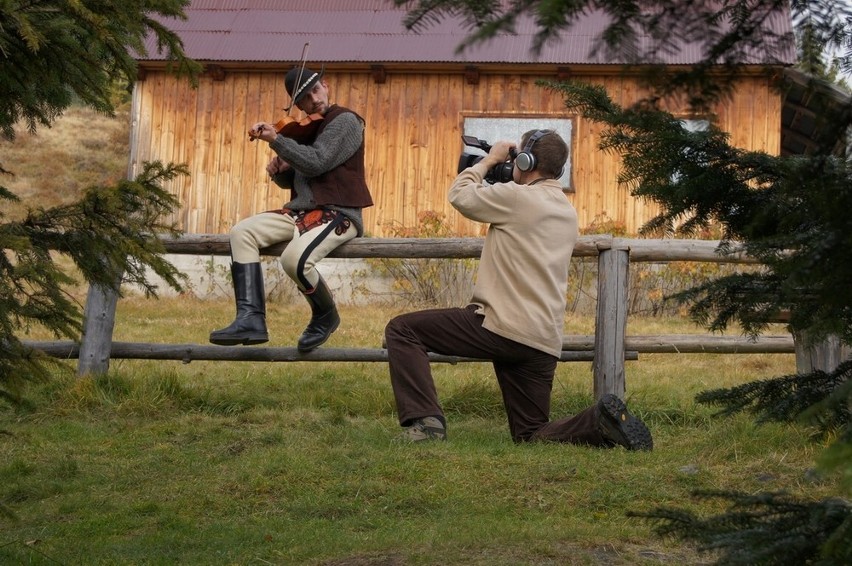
xmin=696 ymin=361 xmax=851 ymax=437
xmin=0 ymin=161 xmax=188 ymax=403
xmin=0 ymin=0 xmax=201 ymax=141
xmin=630 ymin=490 xmax=852 ymax=565
xmin=545 ymin=78 xmax=852 ymax=344
xmin=817 ymin=421 xmax=852 ymax=492
xmin=18 ymin=161 xmax=188 ymax=296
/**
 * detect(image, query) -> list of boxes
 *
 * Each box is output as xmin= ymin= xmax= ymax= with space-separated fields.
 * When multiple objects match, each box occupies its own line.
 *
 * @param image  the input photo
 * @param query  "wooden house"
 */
xmin=132 ymin=0 xmax=796 ymax=238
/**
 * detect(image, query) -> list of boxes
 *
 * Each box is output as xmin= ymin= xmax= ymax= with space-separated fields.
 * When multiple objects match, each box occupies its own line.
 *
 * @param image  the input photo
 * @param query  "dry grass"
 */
xmin=0 ymin=105 xmax=130 ymax=219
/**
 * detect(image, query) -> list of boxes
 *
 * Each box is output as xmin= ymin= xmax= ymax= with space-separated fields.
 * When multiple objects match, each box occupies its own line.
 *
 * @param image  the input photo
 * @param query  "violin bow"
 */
xmin=249 ymin=42 xmax=312 ymax=141
xmin=285 ymin=42 xmax=311 ymax=113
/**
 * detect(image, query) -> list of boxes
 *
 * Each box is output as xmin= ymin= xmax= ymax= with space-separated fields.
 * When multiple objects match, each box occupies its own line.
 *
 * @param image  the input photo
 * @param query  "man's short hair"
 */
xmin=521 ymin=129 xmax=569 ymax=179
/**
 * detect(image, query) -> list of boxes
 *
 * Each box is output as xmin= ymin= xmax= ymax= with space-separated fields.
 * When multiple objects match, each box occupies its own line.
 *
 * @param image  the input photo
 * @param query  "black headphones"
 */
xmin=515 ymin=130 xmax=550 ymax=172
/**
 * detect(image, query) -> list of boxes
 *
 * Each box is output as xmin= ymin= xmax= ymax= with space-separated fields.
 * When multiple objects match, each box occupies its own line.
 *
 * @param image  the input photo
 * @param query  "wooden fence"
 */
xmin=28 ymin=234 xmax=807 ymax=400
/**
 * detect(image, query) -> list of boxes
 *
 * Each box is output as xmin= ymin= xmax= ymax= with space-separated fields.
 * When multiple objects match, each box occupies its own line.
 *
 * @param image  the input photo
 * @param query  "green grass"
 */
xmin=1 ymin=298 xmax=842 ymax=565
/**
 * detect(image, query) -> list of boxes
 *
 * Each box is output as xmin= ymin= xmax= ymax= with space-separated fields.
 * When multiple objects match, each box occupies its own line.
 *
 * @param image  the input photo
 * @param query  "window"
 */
xmin=680 ymin=118 xmax=709 ymax=134
xmin=462 ymin=116 xmax=574 ymax=190
xmin=671 ymin=118 xmax=711 ymax=184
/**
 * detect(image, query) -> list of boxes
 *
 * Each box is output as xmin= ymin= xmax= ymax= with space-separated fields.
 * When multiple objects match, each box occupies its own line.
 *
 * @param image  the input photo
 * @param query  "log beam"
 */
xmin=23 ymin=341 xmax=640 ymax=363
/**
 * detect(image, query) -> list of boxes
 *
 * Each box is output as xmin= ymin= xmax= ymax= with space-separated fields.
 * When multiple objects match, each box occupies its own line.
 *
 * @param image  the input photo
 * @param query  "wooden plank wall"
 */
xmin=129 ymin=69 xmax=782 ymax=237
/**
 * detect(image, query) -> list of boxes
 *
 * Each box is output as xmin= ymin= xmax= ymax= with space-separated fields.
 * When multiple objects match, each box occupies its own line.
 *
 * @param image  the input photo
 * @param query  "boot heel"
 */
xmin=241 ymin=332 xmax=269 ymax=345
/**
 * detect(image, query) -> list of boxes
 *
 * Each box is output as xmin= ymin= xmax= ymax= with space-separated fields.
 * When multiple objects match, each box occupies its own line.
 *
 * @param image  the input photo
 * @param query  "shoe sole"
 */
xmin=598 ymin=394 xmax=653 ymax=451
xmin=403 ymin=430 xmax=447 ymax=442
xmin=209 ymin=334 xmax=269 ymax=346
xmin=398 ymin=418 xmax=447 ymax=442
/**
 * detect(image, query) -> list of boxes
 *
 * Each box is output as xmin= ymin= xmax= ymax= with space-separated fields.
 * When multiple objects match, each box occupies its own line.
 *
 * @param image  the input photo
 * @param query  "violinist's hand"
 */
xmin=250 ymin=122 xmax=277 ymax=143
xmin=266 ymin=157 xmax=291 ymax=177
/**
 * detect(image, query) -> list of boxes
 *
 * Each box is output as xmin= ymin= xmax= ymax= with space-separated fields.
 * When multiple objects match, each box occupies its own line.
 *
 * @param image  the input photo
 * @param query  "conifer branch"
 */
xmin=630 ymin=490 xmax=852 ymax=565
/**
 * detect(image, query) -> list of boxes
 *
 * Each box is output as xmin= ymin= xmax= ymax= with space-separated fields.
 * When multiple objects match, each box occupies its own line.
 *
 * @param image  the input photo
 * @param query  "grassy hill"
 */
xmin=0 ymin=105 xmax=130 ymax=219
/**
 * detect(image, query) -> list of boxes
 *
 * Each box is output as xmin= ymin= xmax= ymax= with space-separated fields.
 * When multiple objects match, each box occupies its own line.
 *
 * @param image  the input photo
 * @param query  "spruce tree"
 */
xmin=0 ymin=0 xmax=201 ymax=406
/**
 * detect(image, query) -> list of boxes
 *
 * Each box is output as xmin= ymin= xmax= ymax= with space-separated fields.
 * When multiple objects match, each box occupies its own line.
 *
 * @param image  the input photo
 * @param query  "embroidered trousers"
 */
xmin=229 ymin=209 xmax=356 ymax=291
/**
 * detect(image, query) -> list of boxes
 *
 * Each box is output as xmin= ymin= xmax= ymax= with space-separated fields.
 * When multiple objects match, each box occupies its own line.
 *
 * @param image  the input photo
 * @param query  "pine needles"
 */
xmin=632 ymin=490 xmax=852 ymax=566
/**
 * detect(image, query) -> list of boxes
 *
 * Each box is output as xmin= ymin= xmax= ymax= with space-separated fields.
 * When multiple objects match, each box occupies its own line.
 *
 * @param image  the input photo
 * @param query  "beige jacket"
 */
xmin=449 ymin=162 xmax=579 ymax=357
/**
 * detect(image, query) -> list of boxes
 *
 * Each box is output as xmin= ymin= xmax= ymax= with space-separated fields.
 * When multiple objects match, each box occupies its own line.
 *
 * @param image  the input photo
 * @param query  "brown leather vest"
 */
xmin=310 ymin=105 xmax=373 ymax=208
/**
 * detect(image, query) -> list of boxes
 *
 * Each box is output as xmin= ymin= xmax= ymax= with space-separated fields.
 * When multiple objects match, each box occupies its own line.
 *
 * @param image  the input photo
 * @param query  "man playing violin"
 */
xmin=210 ymin=66 xmax=373 ymax=352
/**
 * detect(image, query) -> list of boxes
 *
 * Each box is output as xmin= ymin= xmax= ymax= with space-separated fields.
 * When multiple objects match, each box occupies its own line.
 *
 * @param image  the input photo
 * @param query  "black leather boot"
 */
xmin=209 ymin=262 xmax=269 ymax=345
xmin=297 ymin=275 xmax=340 ymax=352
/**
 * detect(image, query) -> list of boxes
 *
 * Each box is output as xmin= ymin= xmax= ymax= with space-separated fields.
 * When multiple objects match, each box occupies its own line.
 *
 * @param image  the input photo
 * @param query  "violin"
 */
xmin=248 ymin=112 xmax=324 ymax=144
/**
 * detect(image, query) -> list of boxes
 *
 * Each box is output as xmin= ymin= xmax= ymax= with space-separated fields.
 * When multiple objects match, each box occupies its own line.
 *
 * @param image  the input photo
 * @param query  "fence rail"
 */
xmin=27 ymin=342 xmax=641 ymax=364
xmin=26 ymin=234 xmax=800 ymax=400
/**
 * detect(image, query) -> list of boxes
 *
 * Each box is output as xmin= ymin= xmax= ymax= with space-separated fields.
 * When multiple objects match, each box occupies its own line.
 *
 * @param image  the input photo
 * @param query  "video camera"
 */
xmin=457 ymin=135 xmax=517 ymax=184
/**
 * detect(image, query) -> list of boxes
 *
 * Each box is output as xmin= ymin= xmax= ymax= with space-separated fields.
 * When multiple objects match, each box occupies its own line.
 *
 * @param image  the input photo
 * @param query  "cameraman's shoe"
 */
xmin=398 ymin=417 xmax=447 ymax=442
xmin=597 ymin=394 xmax=653 ymax=451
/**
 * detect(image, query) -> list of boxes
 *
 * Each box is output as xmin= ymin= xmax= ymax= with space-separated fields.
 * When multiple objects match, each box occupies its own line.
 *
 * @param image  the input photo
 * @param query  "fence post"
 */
xmin=793 ymin=331 xmax=850 ymax=373
xmin=77 ymin=282 xmax=120 ymax=376
xmin=593 ymin=244 xmax=629 ymax=399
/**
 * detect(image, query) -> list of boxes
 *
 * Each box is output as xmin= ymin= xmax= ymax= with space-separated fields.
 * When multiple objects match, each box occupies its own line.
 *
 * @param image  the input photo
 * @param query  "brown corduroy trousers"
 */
xmin=385 ymin=305 xmax=609 ymax=445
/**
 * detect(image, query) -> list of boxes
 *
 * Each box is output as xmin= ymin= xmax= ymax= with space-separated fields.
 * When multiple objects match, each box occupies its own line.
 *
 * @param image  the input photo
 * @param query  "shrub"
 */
xmin=368 ymin=211 xmax=476 ymax=307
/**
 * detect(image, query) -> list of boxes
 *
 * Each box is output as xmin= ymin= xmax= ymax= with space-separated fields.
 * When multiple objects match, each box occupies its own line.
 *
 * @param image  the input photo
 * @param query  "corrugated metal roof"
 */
xmin=137 ymin=0 xmax=795 ymax=66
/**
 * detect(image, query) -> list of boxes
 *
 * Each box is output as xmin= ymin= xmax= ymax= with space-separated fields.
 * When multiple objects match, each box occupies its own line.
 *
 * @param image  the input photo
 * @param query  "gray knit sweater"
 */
xmin=268 ymin=111 xmax=366 ymax=235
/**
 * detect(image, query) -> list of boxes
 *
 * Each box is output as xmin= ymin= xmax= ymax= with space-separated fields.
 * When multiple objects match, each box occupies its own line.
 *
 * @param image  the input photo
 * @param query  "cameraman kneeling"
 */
xmin=385 ymin=129 xmax=652 ymax=449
